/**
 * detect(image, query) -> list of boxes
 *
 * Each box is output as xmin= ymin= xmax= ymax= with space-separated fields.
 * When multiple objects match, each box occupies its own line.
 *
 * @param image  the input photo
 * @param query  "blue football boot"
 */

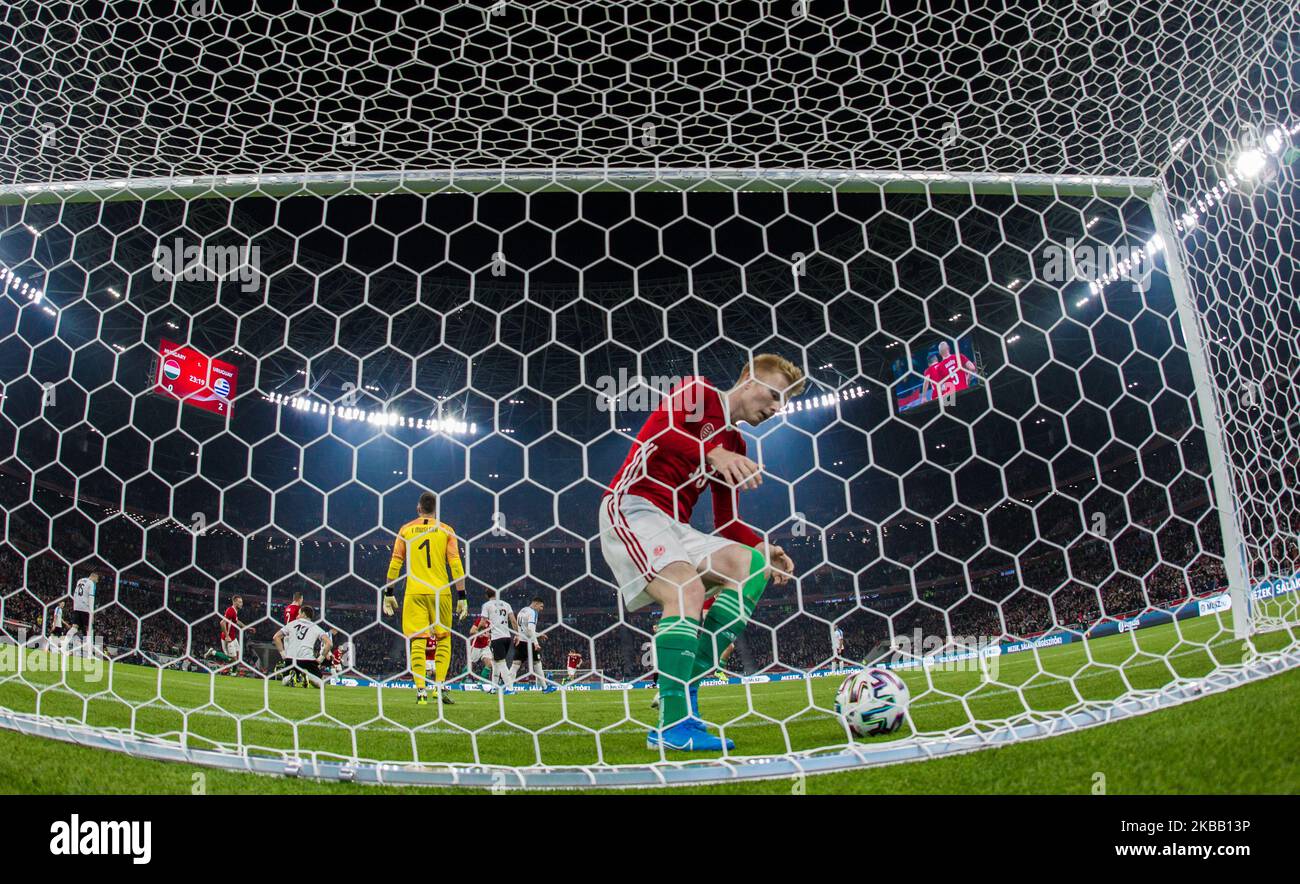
xmin=647 ymin=717 xmax=735 ymax=751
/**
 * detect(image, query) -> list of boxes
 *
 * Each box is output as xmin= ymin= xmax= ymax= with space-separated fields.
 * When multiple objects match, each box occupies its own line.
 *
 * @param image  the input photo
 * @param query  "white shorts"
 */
xmin=567 ymin=667 xmax=577 ymax=678
xmin=222 ymin=637 xmax=240 ymax=658
xmin=599 ymin=493 xmax=734 ymax=612
xmin=469 ymin=645 xmax=492 ymax=666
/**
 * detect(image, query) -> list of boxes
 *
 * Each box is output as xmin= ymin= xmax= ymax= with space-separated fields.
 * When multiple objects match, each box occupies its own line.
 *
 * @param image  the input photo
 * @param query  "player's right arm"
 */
xmin=273 ymin=627 xmax=286 ymax=655
xmin=706 ymin=447 xmax=762 ymax=490
xmin=381 ymin=526 xmax=406 ymax=616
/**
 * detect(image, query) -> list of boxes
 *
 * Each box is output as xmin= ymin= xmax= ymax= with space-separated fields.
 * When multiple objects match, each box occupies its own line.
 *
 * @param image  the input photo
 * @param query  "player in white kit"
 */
xmin=49 ymin=600 xmax=67 ymax=652
xmin=512 ymin=597 xmax=554 ymax=692
xmin=479 ymin=589 xmax=517 ymax=694
xmin=67 ymin=571 xmax=100 ymax=648
xmin=274 ymin=605 xmax=332 ymax=688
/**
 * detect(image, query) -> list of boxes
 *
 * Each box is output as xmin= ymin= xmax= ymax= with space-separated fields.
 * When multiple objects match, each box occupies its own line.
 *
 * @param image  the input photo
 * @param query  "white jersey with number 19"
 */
xmin=281 ymin=620 xmax=326 ymax=661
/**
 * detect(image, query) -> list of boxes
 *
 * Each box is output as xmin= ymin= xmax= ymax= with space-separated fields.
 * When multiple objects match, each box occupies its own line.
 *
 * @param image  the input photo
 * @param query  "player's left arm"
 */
xmin=761 ymin=542 xmax=794 ymax=586
xmin=709 ymin=443 xmax=794 ymax=585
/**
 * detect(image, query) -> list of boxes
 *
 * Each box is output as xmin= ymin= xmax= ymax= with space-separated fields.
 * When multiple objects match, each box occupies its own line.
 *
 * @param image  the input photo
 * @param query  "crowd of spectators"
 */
xmin=2 ymin=430 xmax=1286 ymax=684
xmin=1 ymin=515 xmax=1238 ymax=683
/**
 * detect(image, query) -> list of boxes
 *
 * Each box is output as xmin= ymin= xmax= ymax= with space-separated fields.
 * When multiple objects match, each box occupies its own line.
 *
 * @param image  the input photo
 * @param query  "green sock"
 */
xmin=654 ymin=616 xmax=700 ymax=729
xmin=691 ymin=549 xmax=768 ymax=683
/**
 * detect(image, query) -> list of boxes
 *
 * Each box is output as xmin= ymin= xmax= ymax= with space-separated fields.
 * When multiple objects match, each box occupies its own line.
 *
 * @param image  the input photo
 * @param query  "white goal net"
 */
xmin=0 ymin=1 xmax=1297 ymax=789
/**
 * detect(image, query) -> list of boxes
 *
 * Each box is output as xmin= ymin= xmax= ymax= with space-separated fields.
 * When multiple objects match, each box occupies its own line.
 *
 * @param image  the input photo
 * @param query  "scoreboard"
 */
xmin=155 ymin=338 xmax=238 ymax=416
xmin=894 ymin=336 xmax=980 ymax=414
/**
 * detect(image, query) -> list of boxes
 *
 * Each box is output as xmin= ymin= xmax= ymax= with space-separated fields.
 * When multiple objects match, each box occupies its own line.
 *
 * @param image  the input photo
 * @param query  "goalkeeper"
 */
xmin=381 ymin=491 xmax=468 ymax=707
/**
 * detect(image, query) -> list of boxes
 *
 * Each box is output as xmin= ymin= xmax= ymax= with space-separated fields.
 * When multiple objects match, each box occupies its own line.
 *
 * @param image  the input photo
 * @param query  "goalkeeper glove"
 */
xmin=382 ymin=588 xmax=398 ymax=617
xmin=456 ymin=598 xmax=468 ymax=621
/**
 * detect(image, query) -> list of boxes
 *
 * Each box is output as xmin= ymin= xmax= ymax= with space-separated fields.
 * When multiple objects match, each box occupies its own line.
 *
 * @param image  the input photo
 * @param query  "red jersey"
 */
xmin=284 ymin=603 xmax=300 ymax=624
xmin=332 ymin=646 xmax=343 ymax=665
xmin=471 ymin=617 xmax=490 ymax=649
xmin=426 ymin=635 xmax=437 ymax=653
xmin=606 ymin=377 xmax=761 ymax=548
xmin=928 ymin=354 xmax=974 ymax=397
xmin=566 ymin=652 xmax=582 ymax=668
xmin=220 ymin=606 xmax=238 ymax=640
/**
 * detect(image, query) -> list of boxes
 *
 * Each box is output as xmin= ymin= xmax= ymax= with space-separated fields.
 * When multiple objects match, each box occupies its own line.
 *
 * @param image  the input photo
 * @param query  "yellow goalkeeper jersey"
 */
xmin=387 ymin=517 xmax=463 ymax=595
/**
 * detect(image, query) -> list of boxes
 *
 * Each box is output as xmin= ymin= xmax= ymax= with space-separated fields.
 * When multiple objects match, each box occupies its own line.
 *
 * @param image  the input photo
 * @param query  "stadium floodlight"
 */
xmin=1233 ymin=147 xmax=1267 ymax=178
xmin=0 ymin=2 xmax=1294 ymax=795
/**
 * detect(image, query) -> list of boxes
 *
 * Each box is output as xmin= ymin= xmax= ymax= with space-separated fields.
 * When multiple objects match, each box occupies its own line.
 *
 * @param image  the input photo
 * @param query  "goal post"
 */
xmin=1148 ymin=188 xmax=1255 ymax=640
xmin=2 ymin=165 xmax=1295 ymax=790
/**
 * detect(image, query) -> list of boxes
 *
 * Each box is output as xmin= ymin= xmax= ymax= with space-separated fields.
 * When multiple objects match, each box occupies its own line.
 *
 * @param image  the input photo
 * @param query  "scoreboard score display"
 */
xmin=156 ymin=338 xmax=238 ymax=416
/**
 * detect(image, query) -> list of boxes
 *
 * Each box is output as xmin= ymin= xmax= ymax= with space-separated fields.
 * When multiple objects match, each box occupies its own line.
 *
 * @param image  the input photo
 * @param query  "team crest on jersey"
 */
xmin=699 ymin=422 xmax=715 ymax=439
xmin=653 ymin=544 xmax=666 ymax=558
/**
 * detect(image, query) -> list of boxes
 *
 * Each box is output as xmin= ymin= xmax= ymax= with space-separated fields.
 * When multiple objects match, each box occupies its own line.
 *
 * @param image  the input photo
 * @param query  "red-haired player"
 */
xmin=598 ymin=357 xmax=803 ymax=751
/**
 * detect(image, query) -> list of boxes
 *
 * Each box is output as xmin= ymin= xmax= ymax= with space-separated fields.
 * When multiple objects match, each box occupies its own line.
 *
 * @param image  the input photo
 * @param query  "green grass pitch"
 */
xmin=1 ymin=610 xmax=1297 ymax=794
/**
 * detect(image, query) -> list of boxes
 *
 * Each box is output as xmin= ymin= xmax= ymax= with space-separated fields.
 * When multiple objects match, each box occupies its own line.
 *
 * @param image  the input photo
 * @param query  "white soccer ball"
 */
xmin=834 ymin=667 xmax=910 ymax=737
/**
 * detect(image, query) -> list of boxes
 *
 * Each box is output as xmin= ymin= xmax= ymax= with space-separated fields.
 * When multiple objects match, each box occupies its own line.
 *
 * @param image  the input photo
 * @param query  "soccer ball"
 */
xmin=835 ymin=667 xmax=910 ymax=737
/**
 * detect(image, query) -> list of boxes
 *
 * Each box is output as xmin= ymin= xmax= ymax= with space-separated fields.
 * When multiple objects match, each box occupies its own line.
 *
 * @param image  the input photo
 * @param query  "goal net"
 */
xmin=0 ymin=2 xmax=1297 ymax=789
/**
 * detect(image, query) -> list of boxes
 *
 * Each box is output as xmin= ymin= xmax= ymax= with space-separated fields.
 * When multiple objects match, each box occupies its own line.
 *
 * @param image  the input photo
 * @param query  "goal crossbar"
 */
xmin=0 ymin=168 xmax=1161 ymax=206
